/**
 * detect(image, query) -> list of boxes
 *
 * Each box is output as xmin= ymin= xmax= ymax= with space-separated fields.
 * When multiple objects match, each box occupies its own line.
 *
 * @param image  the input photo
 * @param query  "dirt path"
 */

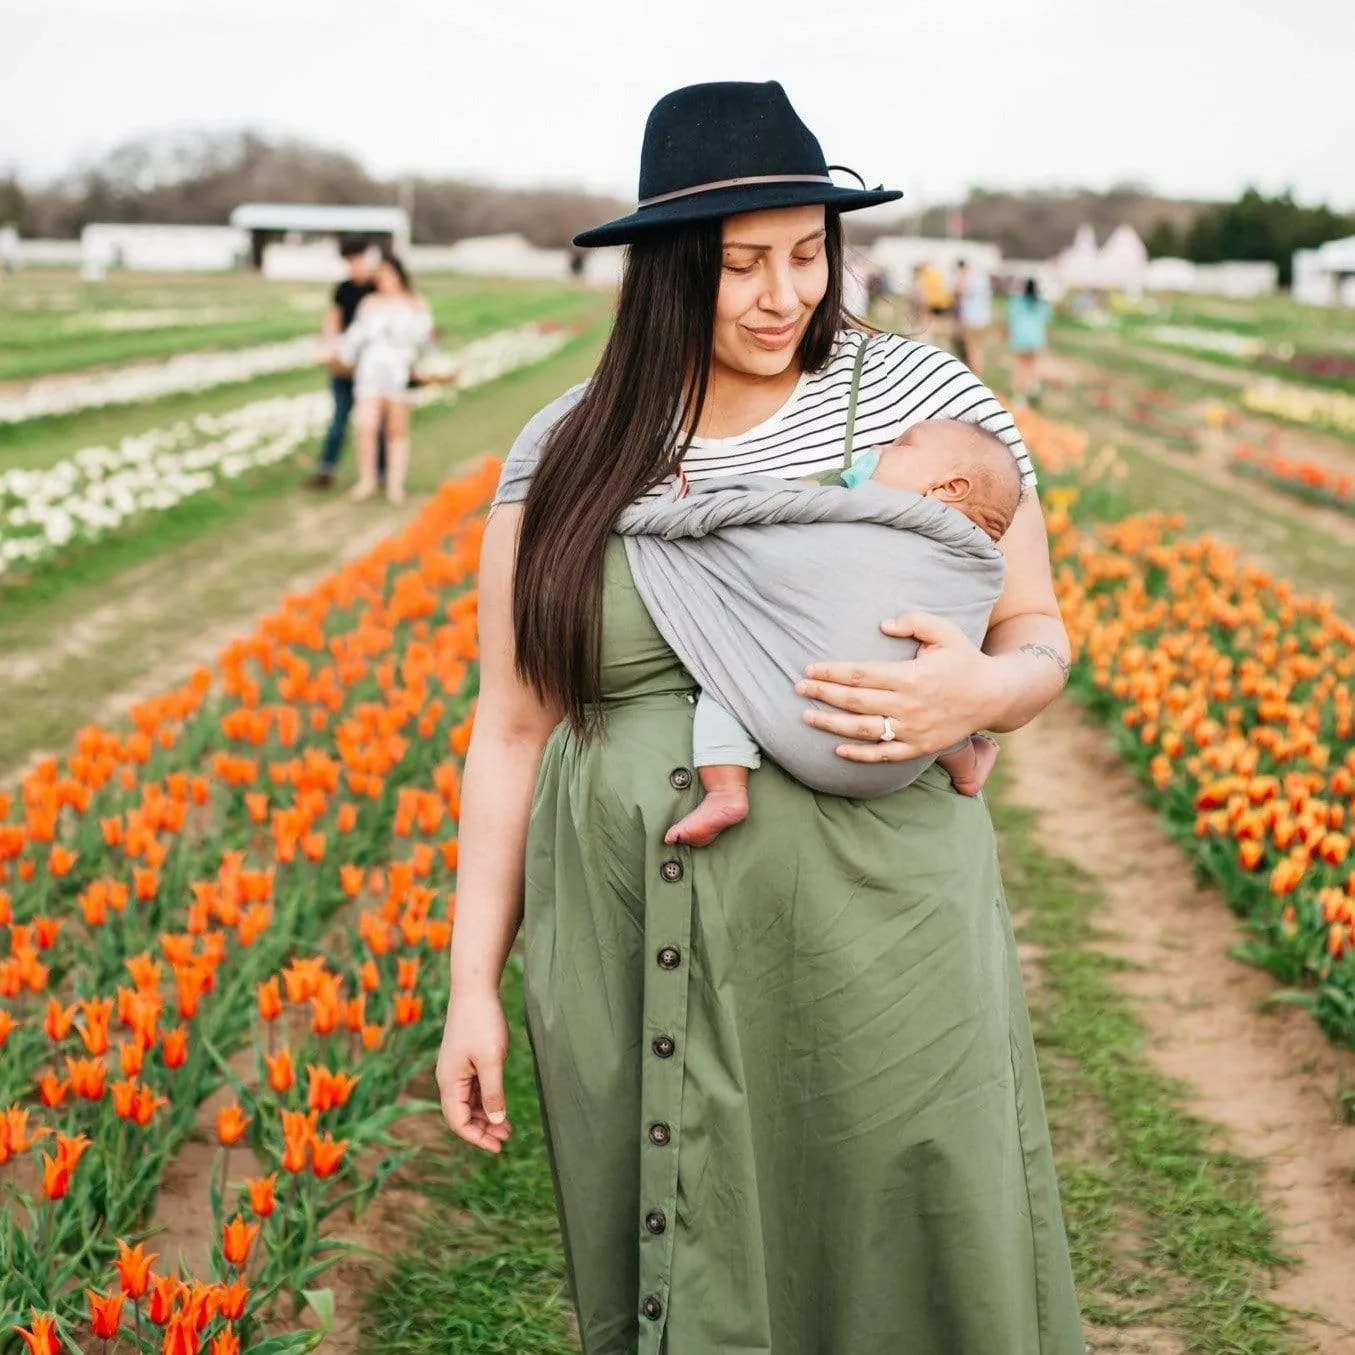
xmin=1004 ymin=703 xmax=1355 ymax=1353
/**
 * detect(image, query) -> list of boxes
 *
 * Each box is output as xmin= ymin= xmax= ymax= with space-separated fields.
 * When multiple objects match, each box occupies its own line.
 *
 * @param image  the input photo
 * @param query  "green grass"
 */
xmin=361 ymin=965 xmax=577 ymax=1354
xmin=992 ymin=778 xmax=1300 ymax=1353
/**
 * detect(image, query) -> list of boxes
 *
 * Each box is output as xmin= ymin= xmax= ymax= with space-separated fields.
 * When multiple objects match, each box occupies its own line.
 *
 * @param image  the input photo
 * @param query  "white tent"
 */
xmin=228 ymin=203 xmax=410 ymax=269
xmin=1294 ymin=236 xmax=1355 ymax=307
xmin=1056 ymin=223 xmax=1147 ymax=295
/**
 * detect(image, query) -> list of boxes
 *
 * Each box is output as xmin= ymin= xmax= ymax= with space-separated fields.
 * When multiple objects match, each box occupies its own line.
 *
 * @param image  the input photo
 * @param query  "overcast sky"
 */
xmin=4 ymin=0 xmax=1353 ymax=212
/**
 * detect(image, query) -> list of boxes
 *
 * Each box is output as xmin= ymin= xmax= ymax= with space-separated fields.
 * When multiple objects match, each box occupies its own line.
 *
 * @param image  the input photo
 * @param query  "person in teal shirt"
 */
xmin=1005 ymin=278 xmax=1052 ymax=404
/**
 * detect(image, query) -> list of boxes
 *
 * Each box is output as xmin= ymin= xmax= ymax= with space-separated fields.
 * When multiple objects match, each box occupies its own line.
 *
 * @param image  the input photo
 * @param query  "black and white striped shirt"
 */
xmin=495 ymin=330 xmax=1034 ymax=506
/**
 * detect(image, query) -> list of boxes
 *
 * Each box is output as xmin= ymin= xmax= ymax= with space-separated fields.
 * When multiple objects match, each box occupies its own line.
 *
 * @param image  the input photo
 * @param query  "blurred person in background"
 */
xmin=954 ymin=257 xmax=994 ymax=374
xmin=307 ymin=237 xmax=387 ymax=490
xmin=912 ymin=259 xmax=955 ymax=351
xmin=0 ymin=224 xmax=20 ymax=276
xmin=337 ymin=250 xmax=433 ymax=505
xmin=1004 ymin=278 xmax=1053 ymax=405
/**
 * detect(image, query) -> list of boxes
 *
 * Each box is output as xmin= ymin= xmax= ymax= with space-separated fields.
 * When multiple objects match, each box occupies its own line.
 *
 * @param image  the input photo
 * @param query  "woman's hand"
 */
xmin=795 ymin=612 xmax=1004 ymax=762
xmin=436 ymin=989 xmax=513 ymax=1153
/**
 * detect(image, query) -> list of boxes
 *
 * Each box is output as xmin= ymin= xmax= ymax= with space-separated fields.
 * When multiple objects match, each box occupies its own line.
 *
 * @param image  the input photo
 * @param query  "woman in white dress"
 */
xmin=338 ymin=252 xmax=433 ymax=504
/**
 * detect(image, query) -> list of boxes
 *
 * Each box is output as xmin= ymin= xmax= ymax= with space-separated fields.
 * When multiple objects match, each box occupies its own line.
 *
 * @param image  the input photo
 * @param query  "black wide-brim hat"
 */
xmin=574 ymin=81 xmax=902 ymax=248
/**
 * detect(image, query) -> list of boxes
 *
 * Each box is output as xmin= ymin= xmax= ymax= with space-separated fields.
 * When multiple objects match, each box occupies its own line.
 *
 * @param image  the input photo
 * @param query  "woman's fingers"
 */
xmin=795 ymin=677 xmax=894 ymax=713
xmin=440 ymin=1059 xmax=512 ymax=1153
xmin=801 ymin=704 xmax=888 ymax=741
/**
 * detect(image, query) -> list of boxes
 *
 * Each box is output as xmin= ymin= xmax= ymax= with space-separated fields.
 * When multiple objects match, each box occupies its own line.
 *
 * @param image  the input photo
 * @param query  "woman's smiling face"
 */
xmin=713 ymin=205 xmax=830 ymax=380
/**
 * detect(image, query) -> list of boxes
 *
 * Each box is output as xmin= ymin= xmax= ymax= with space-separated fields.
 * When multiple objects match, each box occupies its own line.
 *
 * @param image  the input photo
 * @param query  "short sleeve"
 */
xmin=860 ymin=334 xmax=1036 ymax=490
xmin=493 ymin=382 xmax=588 ymax=507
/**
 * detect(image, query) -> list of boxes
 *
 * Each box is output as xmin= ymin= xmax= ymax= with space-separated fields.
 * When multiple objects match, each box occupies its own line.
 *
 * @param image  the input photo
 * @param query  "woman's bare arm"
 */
xmin=975 ymin=490 xmax=1070 ymax=733
xmin=448 ymin=504 xmax=562 ymax=997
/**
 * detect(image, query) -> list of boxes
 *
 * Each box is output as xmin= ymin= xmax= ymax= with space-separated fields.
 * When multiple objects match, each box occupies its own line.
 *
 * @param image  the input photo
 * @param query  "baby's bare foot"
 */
xmin=946 ymin=734 xmax=1000 ymax=797
xmin=665 ymin=788 xmax=750 ymax=847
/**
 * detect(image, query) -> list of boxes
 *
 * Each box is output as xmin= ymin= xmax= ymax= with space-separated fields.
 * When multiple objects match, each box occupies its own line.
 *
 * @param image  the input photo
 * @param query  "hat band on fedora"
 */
xmin=637 ymin=173 xmax=836 ymax=208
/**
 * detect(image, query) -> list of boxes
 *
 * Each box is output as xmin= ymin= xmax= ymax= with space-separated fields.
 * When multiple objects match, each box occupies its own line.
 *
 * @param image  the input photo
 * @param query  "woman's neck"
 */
xmin=691 ymin=362 xmax=803 ymax=440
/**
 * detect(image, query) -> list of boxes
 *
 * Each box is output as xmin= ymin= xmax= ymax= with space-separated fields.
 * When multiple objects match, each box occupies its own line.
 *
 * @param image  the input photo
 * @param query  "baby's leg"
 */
xmin=665 ymin=694 xmax=760 ymax=847
xmin=936 ymin=733 xmax=1000 ymax=797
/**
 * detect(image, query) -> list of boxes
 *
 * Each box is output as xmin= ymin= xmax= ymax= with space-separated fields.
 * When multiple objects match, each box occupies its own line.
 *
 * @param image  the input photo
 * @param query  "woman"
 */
xmin=437 ymin=81 xmax=1084 ymax=1354
xmin=1006 ymin=277 xmax=1054 ymax=406
xmin=337 ymin=250 xmax=432 ymax=504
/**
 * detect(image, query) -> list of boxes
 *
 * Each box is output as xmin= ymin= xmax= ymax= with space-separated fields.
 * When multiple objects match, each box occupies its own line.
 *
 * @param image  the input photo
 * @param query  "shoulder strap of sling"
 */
xmin=843 ymin=332 xmax=875 ymax=471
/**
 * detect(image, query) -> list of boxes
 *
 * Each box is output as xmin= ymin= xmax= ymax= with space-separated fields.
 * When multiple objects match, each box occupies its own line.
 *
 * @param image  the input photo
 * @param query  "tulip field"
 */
xmin=3 ymin=265 xmax=1355 ymax=1351
xmin=1 ymin=455 xmax=496 ymax=1351
xmin=1019 ymin=408 xmax=1355 ymax=1039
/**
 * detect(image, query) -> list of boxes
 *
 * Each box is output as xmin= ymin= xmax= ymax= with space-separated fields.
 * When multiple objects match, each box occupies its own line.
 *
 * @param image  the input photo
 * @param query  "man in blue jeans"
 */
xmin=306 ymin=237 xmax=387 ymax=488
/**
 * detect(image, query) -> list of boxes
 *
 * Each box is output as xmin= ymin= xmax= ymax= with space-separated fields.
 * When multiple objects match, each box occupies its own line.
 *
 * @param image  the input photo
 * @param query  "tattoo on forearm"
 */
xmin=1019 ymin=642 xmax=1072 ymax=686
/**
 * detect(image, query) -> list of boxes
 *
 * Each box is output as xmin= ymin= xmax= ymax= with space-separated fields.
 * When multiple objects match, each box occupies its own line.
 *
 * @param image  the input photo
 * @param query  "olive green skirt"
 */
xmin=522 ymin=541 xmax=1084 ymax=1354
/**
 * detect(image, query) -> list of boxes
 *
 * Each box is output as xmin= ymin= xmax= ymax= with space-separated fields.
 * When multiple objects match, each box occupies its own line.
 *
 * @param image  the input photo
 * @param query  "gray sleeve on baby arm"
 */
xmin=693 ymin=693 xmax=762 ymax=770
xmin=493 ymin=382 xmax=588 ymax=507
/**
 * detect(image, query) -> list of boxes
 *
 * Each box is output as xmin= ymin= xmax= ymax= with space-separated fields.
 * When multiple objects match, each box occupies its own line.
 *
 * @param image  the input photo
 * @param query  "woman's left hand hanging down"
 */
xmin=796 ymin=611 xmax=1003 ymax=762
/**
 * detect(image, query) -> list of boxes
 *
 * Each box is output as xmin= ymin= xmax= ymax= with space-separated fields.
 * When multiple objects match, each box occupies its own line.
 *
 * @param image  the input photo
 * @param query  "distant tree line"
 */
xmin=2 ymin=132 xmax=1350 ymax=283
xmin=1143 ymin=188 xmax=1353 ymax=285
xmin=0 ymin=129 xmax=626 ymax=251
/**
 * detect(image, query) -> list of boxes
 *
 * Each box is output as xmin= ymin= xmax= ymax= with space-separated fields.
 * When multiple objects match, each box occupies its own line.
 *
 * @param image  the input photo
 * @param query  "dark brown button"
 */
xmin=645 ymin=1209 xmax=667 ymax=1234
xmin=657 ymin=946 xmax=681 ymax=970
xmin=652 ymin=1034 xmax=676 ymax=1058
xmin=669 ymin=767 xmax=693 ymax=791
xmin=649 ymin=1122 xmax=671 ymax=1146
xmin=641 ymin=1295 xmax=663 ymax=1321
xmin=660 ymin=859 xmax=684 ymax=883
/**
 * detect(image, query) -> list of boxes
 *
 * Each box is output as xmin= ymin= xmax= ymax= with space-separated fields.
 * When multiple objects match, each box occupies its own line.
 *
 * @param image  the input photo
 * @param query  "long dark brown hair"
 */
xmin=514 ymin=209 xmax=849 ymax=732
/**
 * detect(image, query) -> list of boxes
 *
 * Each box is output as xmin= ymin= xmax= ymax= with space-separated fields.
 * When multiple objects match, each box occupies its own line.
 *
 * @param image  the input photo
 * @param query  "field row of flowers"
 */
xmin=0 ymin=339 xmax=324 ymax=427
xmin=0 ymin=453 xmax=501 ymax=1351
xmin=1241 ymin=381 xmax=1355 ymax=437
xmin=1145 ymin=324 xmax=1266 ymax=361
xmin=0 ymin=325 xmax=568 ymax=578
xmin=1230 ymin=444 xmax=1355 ymax=516
xmin=1019 ymin=406 xmax=1355 ymax=1045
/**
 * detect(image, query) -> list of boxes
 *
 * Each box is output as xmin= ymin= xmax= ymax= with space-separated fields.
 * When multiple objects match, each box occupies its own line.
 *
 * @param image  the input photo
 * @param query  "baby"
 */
xmin=666 ymin=419 xmax=1025 ymax=847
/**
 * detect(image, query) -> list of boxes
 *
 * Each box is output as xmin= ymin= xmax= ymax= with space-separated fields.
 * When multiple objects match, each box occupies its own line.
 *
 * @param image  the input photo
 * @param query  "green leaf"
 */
xmin=238 ymin=1332 xmax=327 ymax=1355
xmin=303 ymin=1287 xmax=336 ymax=1330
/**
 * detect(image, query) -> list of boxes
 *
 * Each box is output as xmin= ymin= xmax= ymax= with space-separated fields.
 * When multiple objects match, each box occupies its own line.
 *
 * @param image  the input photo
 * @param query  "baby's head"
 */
xmin=877 ymin=420 xmax=1024 ymax=541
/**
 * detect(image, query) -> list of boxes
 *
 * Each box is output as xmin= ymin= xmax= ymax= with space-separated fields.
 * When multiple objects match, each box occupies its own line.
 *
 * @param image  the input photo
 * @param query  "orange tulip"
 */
xmin=14 ymin=1312 xmax=60 ymax=1355
xmin=394 ymin=993 xmax=423 ymax=1026
xmin=310 ymin=1132 xmax=348 ymax=1178
xmin=0 ymin=1010 xmax=17 ymax=1047
xmin=44 ymin=999 xmax=77 ymax=1041
xmin=87 ymin=1288 xmax=125 ymax=1339
xmin=210 ymin=1328 xmax=241 ymax=1355
xmin=147 ymin=1273 xmax=179 ymax=1325
xmin=36 ymin=1072 xmax=69 ymax=1108
xmin=265 ymin=1048 xmax=295 ymax=1093
xmin=221 ymin=1216 xmax=259 ymax=1268
xmin=161 ymin=1026 xmax=189 ymax=1069
xmin=215 ymin=1105 xmax=250 ymax=1147
xmin=66 ymin=1055 xmax=108 ymax=1101
xmin=280 ymin=1109 xmax=316 ymax=1174
xmin=47 ymin=844 xmax=77 ymax=877
xmin=114 ymin=1239 xmax=158 ymax=1300
xmin=214 ymin=1276 xmax=249 ymax=1321
xmin=160 ymin=1310 xmax=199 ymax=1355
xmin=256 ymin=977 xmax=283 ymax=1022
xmin=32 ymin=915 xmax=62 ymax=948
xmin=307 ymin=1065 xmax=359 ymax=1113
xmin=246 ymin=1172 xmax=278 ymax=1217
